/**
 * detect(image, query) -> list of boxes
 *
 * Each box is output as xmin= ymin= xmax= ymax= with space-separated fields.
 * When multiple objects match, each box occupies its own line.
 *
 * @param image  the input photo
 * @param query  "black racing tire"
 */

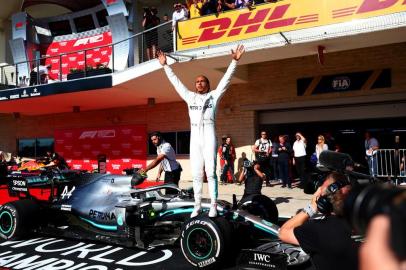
xmin=238 ymin=194 xmax=279 ymax=224
xmin=180 ymin=216 xmax=232 ymax=269
xmin=0 ymin=200 xmax=38 ymax=240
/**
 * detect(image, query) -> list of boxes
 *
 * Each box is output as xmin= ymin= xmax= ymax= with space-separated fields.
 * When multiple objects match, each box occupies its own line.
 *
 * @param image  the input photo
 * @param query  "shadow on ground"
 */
xmin=273 ymin=197 xmax=293 ymax=204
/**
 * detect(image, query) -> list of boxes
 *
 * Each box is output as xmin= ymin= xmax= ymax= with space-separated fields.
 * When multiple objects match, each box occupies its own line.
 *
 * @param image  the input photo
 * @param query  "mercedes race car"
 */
xmin=0 ymin=169 xmax=309 ymax=269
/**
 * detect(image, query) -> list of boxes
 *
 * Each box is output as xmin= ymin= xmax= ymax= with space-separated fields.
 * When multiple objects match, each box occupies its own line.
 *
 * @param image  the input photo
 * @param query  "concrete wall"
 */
xmin=1 ymin=42 xmax=405 ymax=180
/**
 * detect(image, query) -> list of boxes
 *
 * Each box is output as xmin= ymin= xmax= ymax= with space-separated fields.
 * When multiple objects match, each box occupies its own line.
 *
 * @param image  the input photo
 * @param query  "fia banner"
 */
xmin=54 ymin=125 xmax=146 ymax=174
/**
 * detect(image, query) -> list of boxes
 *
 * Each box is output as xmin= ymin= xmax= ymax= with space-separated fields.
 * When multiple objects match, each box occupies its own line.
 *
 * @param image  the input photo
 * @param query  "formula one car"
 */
xmin=0 ymin=169 xmax=309 ymax=269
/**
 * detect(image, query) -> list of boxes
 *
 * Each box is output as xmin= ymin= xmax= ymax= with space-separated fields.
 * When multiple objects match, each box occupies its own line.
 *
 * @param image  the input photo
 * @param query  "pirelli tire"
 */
xmin=0 ymin=200 xmax=39 ymax=240
xmin=238 ymin=194 xmax=279 ymax=224
xmin=180 ymin=216 xmax=232 ymax=269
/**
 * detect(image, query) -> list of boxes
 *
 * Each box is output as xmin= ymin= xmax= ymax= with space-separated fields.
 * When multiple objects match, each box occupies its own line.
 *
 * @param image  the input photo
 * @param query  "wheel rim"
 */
xmin=186 ymin=228 xmax=214 ymax=260
xmin=0 ymin=211 xmax=13 ymax=234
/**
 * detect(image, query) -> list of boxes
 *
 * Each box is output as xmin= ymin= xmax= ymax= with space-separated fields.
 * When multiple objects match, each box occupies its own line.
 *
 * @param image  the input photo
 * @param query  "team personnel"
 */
xmin=157 ymin=45 xmax=245 ymax=218
xmin=141 ymin=132 xmax=182 ymax=194
xmin=44 ymin=151 xmax=69 ymax=170
xmin=279 ymin=172 xmax=359 ymax=270
xmin=252 ymin=131 xmax=272 ymax=186
xmin=238 ymin=160 xmax=265 ymax=202
xmin=220 ymin=135 xmax=235 ymax=184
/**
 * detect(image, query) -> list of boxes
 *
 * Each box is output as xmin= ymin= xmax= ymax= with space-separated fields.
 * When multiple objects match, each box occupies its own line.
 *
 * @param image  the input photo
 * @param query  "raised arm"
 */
xmin=157 ymin=50 xmax=190 ymax=102
xmin=212 ymin=45 xmax=245 ymax=100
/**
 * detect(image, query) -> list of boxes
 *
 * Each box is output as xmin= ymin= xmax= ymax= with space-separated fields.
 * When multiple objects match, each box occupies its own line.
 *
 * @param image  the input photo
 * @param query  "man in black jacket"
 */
xmin=238 ymin=160 xmax=265 ymax=201
xmin=279 ymin=172 xmax=359 ymax=270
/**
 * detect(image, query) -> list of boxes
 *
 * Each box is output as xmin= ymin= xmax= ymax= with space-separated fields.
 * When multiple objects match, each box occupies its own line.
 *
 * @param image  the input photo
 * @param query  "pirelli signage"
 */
xmin=176 ymin=0 xmax=406 ymax=50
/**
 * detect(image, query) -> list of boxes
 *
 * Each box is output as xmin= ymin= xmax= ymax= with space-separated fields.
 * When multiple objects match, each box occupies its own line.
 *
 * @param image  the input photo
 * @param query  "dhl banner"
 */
xmin=177 ymin=0 xmax=406 ymax=51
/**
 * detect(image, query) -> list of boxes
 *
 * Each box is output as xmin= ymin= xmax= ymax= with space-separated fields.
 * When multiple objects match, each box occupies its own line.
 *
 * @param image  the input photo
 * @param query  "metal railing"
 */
xmin=0 ymin=20 xmax=174 ymax=89
xmin=371 ymin=149 xmax=406 ymax=182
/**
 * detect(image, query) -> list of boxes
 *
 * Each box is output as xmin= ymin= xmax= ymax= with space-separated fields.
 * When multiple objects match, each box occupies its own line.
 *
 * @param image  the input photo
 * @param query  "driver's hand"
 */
xmin=139 ymin=169 xmax=146 ymax=175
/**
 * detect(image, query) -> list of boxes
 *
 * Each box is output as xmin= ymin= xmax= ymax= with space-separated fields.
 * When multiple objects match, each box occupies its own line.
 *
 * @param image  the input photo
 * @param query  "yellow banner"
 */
xmin=177 ymin=0 xmax=406 ymax=50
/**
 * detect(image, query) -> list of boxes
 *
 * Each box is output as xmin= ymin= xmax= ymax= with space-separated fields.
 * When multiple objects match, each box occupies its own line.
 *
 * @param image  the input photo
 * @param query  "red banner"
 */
xmin=54 ymin=125 xmax=147 ymax=174
xmin=44 ymin=31 xmax=112 ymax=80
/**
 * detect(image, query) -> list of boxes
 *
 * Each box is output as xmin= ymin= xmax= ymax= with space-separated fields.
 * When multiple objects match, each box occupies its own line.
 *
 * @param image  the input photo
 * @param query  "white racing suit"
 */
xmin=163 ymin=60 xmax=237 ymax=207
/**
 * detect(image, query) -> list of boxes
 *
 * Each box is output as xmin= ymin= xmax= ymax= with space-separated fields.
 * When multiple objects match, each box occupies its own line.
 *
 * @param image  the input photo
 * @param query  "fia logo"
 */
xmin=332 ymin=76 xmax=350 ymax=90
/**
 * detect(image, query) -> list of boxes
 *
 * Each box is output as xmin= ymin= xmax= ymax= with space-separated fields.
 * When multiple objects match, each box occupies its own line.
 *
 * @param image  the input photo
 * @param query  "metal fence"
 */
xmin=371 ymin=149 xmax=406 ymax=181
xmin=0 ymin=21 xmax=174 ymax=89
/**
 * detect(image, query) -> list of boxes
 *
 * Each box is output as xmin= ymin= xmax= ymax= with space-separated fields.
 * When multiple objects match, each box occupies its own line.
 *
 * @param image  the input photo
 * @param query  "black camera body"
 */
xmin=314 ymin=151 xmax=406 ymax=260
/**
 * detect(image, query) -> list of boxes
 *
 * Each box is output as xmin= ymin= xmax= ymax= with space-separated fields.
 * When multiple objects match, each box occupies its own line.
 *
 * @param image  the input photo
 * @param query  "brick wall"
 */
xmin=1 ymin=42 xmax=405 ymax=180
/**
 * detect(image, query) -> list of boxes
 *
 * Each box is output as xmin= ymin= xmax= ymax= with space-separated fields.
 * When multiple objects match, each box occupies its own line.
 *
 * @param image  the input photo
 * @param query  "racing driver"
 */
xmin=157 ymin=44 xmax=245 ymax=218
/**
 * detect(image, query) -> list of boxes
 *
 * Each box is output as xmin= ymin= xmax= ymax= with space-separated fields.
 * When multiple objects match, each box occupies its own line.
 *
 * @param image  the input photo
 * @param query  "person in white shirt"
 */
xmin=141 ymin=132 xmax=182 ymax=194
xmin=252 ymin=131 xmax=272 ymax=186
xmin=315 ymin=135 xmax=328 ymax=167
xmin=293 ymin=132 xmax=307 ymax=188
xmin=172 ymin=3 xmax=188 ymax=31
xmin=157 ymin=45 xmax=245 ymax=218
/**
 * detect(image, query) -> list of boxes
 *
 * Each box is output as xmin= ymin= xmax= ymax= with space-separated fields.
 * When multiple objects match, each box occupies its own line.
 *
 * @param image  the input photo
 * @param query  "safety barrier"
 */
xmin=371 ymin=149 xmax=405 ymax=181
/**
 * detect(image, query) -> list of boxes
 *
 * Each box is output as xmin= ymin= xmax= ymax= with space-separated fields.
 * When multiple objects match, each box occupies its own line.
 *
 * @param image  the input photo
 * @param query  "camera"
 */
xmin=143 ymin=7 xmax=151 ymax=17
xmin=243 ymin=160 xmax=254 ymax=168
xmin=344 ymin=184 xmax=406 ymax=260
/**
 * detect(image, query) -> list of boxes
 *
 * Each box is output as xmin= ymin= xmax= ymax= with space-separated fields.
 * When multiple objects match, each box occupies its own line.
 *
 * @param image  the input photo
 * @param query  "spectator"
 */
xmin=172 ymin=3 xmax=188 ymax=31
xmin=141 ymin=132 xmax=182 ymax=194
xmin=315 ymin=135 xmax=328 ymax=167
xmin=238 ymin=160 xmax=265 ymax=201
xmin=30 ymin=64 xmax=51 ymax=85
xmin=270 ymin=136 xmax=279 ymax=182
xmin=237 ymin=151 xmax=248 ymax=178
xmin=234 ymin=0 xmax=251 ymax=8
xmin=142 ymin=7 xmax=160 ymax=61
xmin=219 ymin=135 xmax=236 ymax=184
xmin=252 ymin=131 xmax=272 ymax=186
xmin=0 ymin=151 xmax=8 ymax=178
xmin=201 ymin=0 xmax=218 ymax=15
xmin=218 ymin=0 xmax=236 ymax=11
xmin=189 ymin=0 xmax=203 ymax=18
xmin=279 ymin=172 xmax=359 ymax=270
xmin=293 ymin=132 xmax=307 ymax=188
xmin=277 ymin=135 xmax=292 ymax=188
xmin=364 ymin=131 xmax=379 ymax=176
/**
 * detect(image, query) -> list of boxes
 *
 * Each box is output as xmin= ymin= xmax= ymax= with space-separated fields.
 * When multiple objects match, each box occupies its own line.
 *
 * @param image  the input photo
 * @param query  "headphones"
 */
xmin=316 ymin=178 xmax=349 ymax=215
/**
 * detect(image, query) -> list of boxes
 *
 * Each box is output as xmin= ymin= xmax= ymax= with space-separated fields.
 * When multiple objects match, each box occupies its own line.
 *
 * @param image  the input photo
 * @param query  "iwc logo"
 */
xmin=332 ymin=76 xmax=350 ymax=90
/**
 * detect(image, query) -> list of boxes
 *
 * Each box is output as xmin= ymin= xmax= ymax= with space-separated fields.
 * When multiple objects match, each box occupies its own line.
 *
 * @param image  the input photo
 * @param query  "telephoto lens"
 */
xmin=344 ymin=184 xmax=406 ymax=260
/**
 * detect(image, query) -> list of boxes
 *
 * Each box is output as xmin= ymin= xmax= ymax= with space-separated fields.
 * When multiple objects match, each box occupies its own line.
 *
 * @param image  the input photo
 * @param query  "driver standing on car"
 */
xmin=157 ymin=45 xmax=245 ymax=217
xmin=141 ymin=132 xmax=182 ymax=194
xmin=279 ymin=172 xmax=359 ymax=270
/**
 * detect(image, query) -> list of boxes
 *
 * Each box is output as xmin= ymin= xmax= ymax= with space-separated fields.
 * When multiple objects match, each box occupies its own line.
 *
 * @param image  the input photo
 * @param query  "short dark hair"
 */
xmin=150 ymin=131 xmax=162 ymax=139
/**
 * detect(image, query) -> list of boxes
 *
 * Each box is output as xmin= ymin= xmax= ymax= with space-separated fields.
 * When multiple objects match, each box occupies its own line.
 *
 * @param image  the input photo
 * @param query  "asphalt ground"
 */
xmin=0 ymin=183 xmax=311 ymax=270
xmin=179 ymin=179 xmax=312 ymax=218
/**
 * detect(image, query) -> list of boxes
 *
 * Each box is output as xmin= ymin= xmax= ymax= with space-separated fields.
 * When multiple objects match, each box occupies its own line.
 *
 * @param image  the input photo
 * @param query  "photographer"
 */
xmin=279 ymin=172 xmax=359 ymax=270
xmin=238 ymin=160 xmax=265 ymax=201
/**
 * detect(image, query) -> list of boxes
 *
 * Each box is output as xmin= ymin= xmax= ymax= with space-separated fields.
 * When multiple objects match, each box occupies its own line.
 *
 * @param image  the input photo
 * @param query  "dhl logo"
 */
xmin=180 ymin=0 xmax=406 ymax=47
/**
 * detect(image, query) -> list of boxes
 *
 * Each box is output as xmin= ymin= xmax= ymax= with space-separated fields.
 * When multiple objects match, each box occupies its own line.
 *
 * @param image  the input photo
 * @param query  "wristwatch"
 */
xmin=302 ymin=203 xmax=316 ymax=218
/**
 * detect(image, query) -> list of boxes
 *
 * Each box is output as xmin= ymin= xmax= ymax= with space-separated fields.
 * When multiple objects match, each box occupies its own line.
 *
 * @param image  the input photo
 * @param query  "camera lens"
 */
xmin=344 ymin=184 xmax=405 ymax=234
